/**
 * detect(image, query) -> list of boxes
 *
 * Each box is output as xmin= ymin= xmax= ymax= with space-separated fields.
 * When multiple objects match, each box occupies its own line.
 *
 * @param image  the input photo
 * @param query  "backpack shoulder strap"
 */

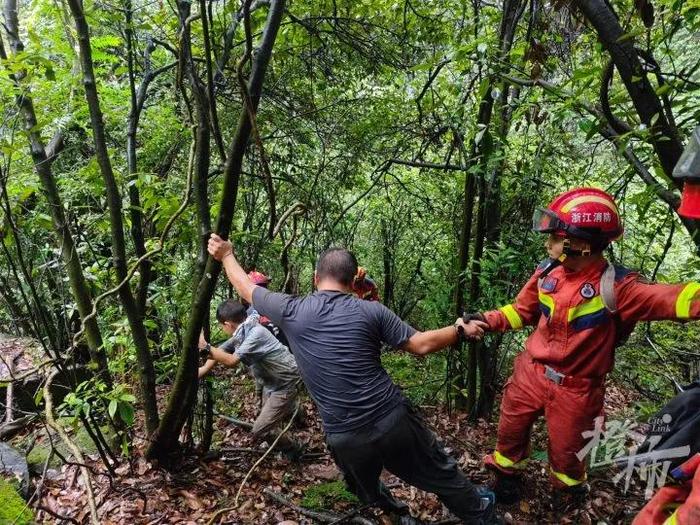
xmin=537 ymin=258 xmax=561 ymax=289
xmin=600 ymin=262 xmax=617 ymax=313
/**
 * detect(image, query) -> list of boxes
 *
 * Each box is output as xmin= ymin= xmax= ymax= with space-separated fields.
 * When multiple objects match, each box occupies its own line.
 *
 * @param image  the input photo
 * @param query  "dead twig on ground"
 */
xmin=263 ymin=487 xmax=377 ymax=525
xmin=215 ymin=412 xmax=253 ymax=430
xmin=234 ymin=405 xmax=299 ymax=505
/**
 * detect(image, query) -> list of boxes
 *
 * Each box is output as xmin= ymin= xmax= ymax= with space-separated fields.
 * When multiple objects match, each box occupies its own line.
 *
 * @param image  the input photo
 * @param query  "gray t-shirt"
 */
xmin=252 ymin=288 xmax=417 ymax=433
xmin=220 ymin=322 xmax=299 ymax=393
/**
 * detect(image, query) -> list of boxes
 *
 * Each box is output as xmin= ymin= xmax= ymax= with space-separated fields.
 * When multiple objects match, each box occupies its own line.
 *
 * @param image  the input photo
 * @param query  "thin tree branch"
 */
xmin=389 ymin=158 xmax=467 ymax=171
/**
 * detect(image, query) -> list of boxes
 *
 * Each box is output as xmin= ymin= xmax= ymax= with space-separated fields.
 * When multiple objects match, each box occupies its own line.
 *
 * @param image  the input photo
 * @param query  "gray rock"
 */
xmin=0 ymin=441 xmax=29 ymax=498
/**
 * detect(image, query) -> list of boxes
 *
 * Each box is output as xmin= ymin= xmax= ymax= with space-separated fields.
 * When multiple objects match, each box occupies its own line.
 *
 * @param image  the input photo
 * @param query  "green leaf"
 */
xmin=118 ymin=403 xmax=135 ymax=426
xmin=36 ymin=213 xmax=53 ymax=230
xmin=477 ymin=78 xmax=490 ymax=100
xmin=108 ymin=399 xmax=118 ymax=418
xmin=578 ymin=118 xmax=595 ymax=134
xmin=655 ymin=84 xmax=672 ymax=96
xmin=616 ymin=28 xmax=644 ymax=43
xmin=34 ymin=389 xmax=44 ymax=407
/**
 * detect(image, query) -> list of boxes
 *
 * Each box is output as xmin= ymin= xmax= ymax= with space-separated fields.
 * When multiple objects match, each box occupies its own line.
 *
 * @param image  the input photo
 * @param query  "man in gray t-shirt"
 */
xmin=207 ymin=235 xmax=499 ymax=525
xmin=198 ymin=299 xmax=301 ymax=455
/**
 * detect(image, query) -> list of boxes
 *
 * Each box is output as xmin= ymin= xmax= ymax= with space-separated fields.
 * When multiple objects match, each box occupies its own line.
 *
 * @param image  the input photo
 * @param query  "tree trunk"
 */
xmin=176 ymin=0 xmax=213 ymax=283
xmin=66 ymin=0 xmax=159 ymax=433
xmin=576 ymin=0 xmax=683 ymax=179
xmin=0 ymin=165 xmax=59 ymax=353
xmin=381 ymin=219 xmax=394 ymax=308
xmin=146 ymin=0 xmax=286 ymax=463
xmin=125 ymin=1 xmax=153 ymax=317
xmin=0 ymin=5 xmax=110 ymax=382
xmin=450 ymin=0 xmax=525 ymax=414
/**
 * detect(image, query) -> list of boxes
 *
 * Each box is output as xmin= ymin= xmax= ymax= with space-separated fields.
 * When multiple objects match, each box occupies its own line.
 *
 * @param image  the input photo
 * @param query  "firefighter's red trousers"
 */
xmin=484 ymin=353 xmax=605 ymax=488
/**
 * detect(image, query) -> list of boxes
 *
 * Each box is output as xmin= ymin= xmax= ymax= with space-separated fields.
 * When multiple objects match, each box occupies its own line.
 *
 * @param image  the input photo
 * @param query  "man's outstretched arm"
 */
xmin=207 ymin=233 xmax=256 ymax=304
xmin=402 ymin=318 xmax=488 ymax=356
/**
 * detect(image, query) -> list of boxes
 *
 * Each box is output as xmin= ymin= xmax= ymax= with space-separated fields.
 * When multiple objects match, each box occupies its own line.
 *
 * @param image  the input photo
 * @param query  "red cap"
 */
xmin=678 ymin=181 xmax=700 ymax=219
xmin=247 ymin=271 xmax=271 ymax=285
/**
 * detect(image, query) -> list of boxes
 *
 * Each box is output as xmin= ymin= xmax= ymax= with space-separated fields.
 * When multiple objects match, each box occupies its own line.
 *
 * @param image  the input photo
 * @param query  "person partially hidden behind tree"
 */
xmin=469 ymin=188 xmax=700 ymax=508
xmin=198 ymin=299 xmax=304 ymax=459
xmin=207 ymin=234 xmax=499 ymax=525
xmin=352 ymin=266 xmax=380 ymax=301
xmin=243 ymin=270 xmax=290 ymax=347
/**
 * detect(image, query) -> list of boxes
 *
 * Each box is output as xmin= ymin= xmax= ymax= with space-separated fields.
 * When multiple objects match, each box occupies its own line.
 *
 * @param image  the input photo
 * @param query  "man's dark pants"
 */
xmin=326 ymin=400 xmax=484 ymax=522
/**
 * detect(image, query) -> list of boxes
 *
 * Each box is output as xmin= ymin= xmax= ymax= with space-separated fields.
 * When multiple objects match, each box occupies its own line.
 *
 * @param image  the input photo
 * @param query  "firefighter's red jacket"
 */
xmin=483 ymin=258 xmax=700 ymax=378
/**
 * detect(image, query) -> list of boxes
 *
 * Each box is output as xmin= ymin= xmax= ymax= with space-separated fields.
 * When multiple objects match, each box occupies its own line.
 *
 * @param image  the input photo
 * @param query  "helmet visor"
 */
xmin=532 ymin=208 xmax=564 ymax=233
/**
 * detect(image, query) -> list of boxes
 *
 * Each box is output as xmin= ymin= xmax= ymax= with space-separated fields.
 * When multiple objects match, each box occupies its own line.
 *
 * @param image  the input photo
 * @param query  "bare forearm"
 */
xmin=404 ymin=325 xmax=459 ymax=356
xmin=209 ymin=346 xmax=240 ymax=368
xmin=198 ymin=359 xmax=217 ymax=379
xmin=420 ymin=326 xmax=459 ymax=354
xmin=403 ymin=318 xmax=487 ymax=356
xmin=222 ymin=253 xmax=255 ymax=304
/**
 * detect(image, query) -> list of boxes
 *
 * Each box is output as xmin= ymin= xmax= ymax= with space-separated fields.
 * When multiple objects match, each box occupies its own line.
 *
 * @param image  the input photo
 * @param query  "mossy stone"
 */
xmin=0 ymin=477 xmax=34 ymax=524
xmin=25 ymin=418 xmax=118 ymax=473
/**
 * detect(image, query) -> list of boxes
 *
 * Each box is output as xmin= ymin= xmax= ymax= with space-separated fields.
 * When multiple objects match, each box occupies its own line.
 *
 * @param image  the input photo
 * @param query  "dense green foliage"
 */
xmin=0 ymin=0 xmax=698 ymax=454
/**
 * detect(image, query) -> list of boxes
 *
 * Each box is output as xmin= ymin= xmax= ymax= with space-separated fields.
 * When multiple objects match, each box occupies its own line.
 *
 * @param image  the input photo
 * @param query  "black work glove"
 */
xmin=462 ymin=312 xmax=486 ymax=323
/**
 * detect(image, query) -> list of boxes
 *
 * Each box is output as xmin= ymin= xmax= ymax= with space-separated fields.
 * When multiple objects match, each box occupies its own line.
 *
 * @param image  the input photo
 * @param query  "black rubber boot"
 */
xmin=492 ymin=472 xmax=522 ymax=505
xmin=280 ymin=441 xmax=306 ymax=462
xmin=552 ymin=482 xmax=590 ymax=510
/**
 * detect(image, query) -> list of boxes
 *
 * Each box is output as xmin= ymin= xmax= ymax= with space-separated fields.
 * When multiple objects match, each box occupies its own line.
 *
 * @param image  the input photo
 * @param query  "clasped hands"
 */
xmin=455 ymin=313 xmax=489 ymax=341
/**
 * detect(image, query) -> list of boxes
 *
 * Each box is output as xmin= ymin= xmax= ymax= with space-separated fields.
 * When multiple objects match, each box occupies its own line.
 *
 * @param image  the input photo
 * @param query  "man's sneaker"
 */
xmin=492 ymin=472 xmax=522 ymax=505
xmin=395 ymin=515 xmax=425 ymax=525
xmin=463 ymin=486 xmax=503 ymax=525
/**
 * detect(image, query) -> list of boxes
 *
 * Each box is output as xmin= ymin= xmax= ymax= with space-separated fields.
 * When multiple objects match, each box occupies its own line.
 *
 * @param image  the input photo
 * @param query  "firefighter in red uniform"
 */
xmin=469 ymin=188 xmax=700 ymax=503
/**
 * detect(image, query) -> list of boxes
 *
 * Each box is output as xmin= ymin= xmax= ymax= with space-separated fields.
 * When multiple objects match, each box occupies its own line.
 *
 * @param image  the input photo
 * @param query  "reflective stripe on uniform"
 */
xmin=567 ymin=296 xmax=605 ymax=322
xmin=499 ymin=304 xmax=524 ymax=330
xmin=493 ymin=450 xmax=528 ymax=470
xmin=550 ymin=467 xmax=586 ymax=486
xmin=663 ymin=509 xmax=679 ymax=525
xmin=675 ymin=282 xmax=700 ymax=319
xmin=560 ymin=195 xmax=618 ymax=213
xmin=538 ymin=291 xmax=555 ymax=318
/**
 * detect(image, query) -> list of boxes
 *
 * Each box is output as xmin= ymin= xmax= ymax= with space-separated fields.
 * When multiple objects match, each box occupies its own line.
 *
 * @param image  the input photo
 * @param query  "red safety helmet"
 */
xmin=533 ymin=188 xmax=623 ymax=242
xmin=247 ymin=270 xmax=271 ymax=286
